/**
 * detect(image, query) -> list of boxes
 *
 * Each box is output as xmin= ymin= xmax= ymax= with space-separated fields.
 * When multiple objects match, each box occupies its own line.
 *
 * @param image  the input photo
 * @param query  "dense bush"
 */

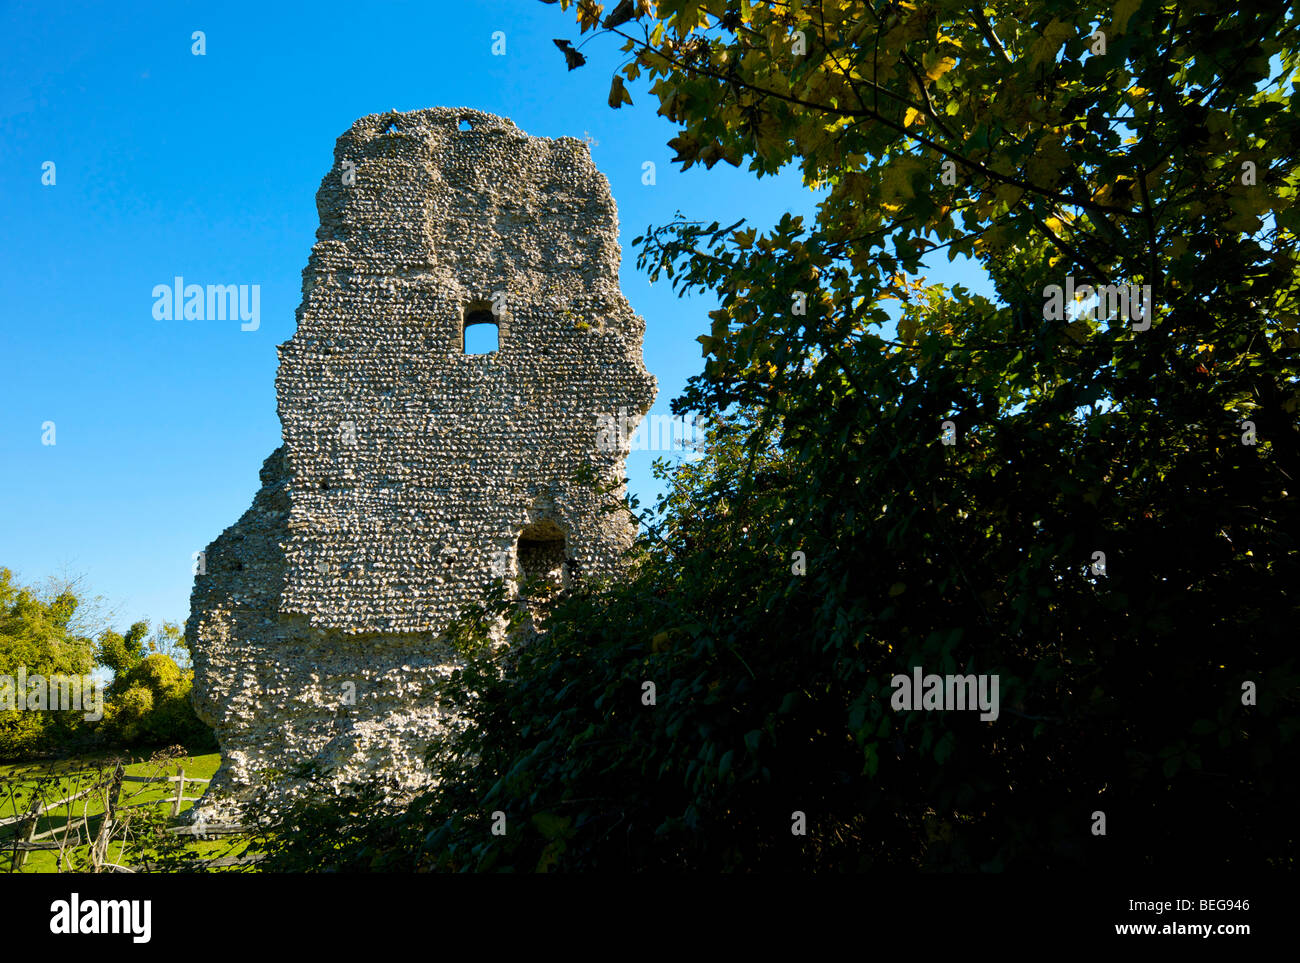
xmin=99 ymin=634 xmax=215 ymax=752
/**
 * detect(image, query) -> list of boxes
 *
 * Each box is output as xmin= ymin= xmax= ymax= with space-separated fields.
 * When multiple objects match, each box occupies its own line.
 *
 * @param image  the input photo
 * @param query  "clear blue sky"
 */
xmin=0 ymin=0 xmax=989 ymax=633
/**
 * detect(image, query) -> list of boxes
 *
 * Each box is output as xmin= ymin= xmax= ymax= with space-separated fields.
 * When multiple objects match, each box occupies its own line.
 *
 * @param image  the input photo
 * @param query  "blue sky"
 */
xmin=0 ymin=0 xmax=989 ymax=633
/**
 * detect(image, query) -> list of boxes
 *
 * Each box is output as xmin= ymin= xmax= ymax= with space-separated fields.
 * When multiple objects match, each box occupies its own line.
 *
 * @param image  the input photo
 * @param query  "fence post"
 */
xmin=90 ymin=764 xmax=124 ymax=872
xmin=172 ymin=766 xmax=185 ymax=818
xmin=12 ymin=798 xmax=42 ymax=872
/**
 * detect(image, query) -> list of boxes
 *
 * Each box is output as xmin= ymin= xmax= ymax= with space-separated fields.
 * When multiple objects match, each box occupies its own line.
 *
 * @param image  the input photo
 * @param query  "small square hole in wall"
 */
xmin=458 ymin=118 xmax=473 ymax=131
xmin=463 ymin=302 xmax=499 ymax=354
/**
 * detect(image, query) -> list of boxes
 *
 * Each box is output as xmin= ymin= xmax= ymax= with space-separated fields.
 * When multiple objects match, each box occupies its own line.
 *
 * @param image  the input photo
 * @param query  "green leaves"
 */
xmin=251 ymin=0 xmax=1300 ymax=873
xmin=530 ymin=812 xmax=572 ymax=840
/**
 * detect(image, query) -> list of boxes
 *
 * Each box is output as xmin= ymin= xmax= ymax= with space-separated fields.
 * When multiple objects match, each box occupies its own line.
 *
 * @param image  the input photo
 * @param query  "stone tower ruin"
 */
xmin=185 ymin=107 xmax=656 ymax=819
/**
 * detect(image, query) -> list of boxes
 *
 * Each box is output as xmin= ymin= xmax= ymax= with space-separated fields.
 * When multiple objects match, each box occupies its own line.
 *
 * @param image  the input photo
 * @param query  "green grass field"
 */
xmin=0 ymin=751 xmax=251 ymax=872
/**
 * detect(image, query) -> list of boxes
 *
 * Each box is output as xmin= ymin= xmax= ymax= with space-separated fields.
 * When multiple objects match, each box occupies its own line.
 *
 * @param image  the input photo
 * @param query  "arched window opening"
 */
xmin=503 ymin=514 xmax=570 ymax=641
xmin=514 ymin=520 xmax=567 ymax=597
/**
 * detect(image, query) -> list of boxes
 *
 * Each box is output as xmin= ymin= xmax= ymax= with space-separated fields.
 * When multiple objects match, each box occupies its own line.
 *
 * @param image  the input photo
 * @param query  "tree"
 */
xmin=1 ymin=572 xmax=214 ymax=757
xmin=97 ymin=621 xmax=148 ymax=685
xmin=98 ymin=620 xmax=190 ymax=684
xmin=256 ymin=0 xmax=1298 ymax=870
xmin=0 ymin=569 xmax=97 ymax=758
xmin=538 ymin=0 xmax=1296 ymax=868
xmin=99 ymin=623 xmax=212 ymax=750
xmin=144 ymin=622 xmax=191 ymax=672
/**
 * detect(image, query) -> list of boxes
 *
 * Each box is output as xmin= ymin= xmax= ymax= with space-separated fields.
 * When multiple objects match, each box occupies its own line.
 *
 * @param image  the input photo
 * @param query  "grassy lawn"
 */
xmin=0 ymin=750 xmax=252 ymax=872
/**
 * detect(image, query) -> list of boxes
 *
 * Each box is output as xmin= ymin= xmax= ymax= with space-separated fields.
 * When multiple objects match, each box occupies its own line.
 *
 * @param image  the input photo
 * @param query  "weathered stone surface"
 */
xmin=186 ymin=108 xmax=655 ymax=820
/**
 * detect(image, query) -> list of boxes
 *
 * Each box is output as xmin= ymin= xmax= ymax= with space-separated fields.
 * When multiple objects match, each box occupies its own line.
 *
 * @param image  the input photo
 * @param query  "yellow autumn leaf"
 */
xmin=925 ymin=55 xmax=957 ymax=82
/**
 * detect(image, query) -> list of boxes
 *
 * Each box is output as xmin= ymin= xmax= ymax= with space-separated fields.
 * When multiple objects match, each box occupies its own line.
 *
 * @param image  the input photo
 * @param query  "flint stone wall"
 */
xmin=186 ymin=107 xmax=656 ymax=820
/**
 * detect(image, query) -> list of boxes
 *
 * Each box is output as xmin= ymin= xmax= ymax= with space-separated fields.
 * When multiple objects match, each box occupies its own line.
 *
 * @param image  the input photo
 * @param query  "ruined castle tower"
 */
xmin=185 ymin=108 xmax=656 ymax=819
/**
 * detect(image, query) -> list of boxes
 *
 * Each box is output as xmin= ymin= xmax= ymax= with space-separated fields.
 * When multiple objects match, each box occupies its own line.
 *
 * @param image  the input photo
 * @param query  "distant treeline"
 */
xmin=0 ymin=567 xmax=214 ymax=760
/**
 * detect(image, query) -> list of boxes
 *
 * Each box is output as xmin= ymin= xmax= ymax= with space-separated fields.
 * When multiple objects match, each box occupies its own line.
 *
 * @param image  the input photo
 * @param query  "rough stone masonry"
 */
xmin=185 ymin=107 xmax=656 ymax=821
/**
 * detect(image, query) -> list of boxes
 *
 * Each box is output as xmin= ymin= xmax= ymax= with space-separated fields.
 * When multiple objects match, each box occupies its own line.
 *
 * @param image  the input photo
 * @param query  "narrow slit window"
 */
xmin=463 ymin=303 xmax=499 ymax=354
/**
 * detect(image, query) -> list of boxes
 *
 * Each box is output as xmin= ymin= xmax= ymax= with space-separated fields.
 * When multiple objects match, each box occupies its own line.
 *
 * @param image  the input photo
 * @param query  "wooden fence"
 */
xmin=0 ymin=774 xmax=108 ymax=871
xmin=1 ymin=763 xmax=225 ymax=871
xmin=122 ymin=764 xmax=211 ymax=817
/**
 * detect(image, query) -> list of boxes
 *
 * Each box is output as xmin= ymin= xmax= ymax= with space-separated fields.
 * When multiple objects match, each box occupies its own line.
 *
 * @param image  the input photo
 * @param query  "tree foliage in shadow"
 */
xmin=252 ymin=0 xmax=1299 ymax=871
